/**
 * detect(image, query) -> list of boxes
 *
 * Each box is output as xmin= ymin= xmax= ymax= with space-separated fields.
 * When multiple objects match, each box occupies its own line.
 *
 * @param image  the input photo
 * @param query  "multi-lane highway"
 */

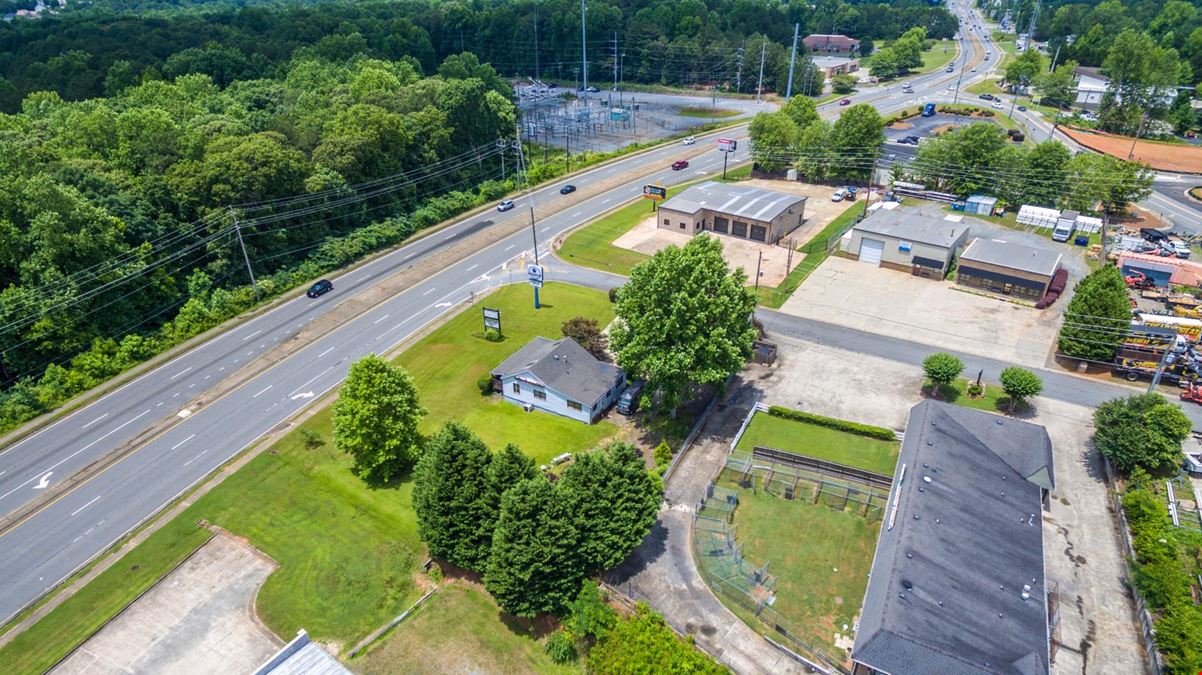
xmin=0 ymin=0 xmax=1198 ymax=627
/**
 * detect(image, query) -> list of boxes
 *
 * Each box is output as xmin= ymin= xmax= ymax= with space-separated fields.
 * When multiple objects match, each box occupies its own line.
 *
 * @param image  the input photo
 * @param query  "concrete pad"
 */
xmin=54 ymin=532 xmax=282 ymax=675
xmin=737 ymin=179 xmax=851 ymax=248
xmin=612 ymin=217 xmax=806 ymax=287
xmin=778 ymin=255 xmax=1061 ymax=368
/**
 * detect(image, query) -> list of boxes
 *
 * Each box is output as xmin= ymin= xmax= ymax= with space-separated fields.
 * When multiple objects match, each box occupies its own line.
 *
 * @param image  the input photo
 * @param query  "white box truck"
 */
xmin=1052 ymin=210 xmax=1078 ymax=242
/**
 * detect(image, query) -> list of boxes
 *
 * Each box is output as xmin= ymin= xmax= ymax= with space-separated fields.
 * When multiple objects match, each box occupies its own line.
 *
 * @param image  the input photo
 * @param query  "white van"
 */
xmin=1052 ymin=210 xmax=1078 ymax=242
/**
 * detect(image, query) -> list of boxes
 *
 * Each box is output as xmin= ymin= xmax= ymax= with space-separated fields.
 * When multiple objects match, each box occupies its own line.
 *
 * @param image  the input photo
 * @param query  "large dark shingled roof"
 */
xmin=490 ymin=336 xmax=623 ymax=405
xmin=852 ymin=400 xmax=1054 ymax=675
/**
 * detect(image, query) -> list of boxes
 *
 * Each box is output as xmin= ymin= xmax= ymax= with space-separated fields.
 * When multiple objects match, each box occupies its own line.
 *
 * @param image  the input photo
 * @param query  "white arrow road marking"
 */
xmin=70 ymin=495 xmax=101 ymax=517
xmin=33 ymin=472 xmax=52 ymax=489
xmin=0 ymin=409 xmax=151 ymax=501
xmin=435 ymin=302 xmax=453 ymax=308
xmin=81 ymin=413 xmax=108 ymax=430
xmin=290 ymin=391 xmax=315 ymax=400
xmin=288 ymin=367 xmax=334 ymax=398
xmin=171 ymin=434 xmax=196 ymax=450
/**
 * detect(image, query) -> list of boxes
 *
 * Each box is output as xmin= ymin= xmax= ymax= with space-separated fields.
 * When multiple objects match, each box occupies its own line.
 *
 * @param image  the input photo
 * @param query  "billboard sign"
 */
xmin=642 ymin=185 xmax=667 ymax=201
xmin=483 ymin=307 xmax=501 ymax=331
xmin=718 ymin=138 xmax=738 ymax=153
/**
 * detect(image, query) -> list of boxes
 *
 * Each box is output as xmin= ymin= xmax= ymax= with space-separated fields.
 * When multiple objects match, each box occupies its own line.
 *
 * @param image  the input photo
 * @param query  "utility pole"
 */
xmin=497 ymin=139 xmax=506 ymax=180
xmin=753 ymin=251 xmax=763 ymax=292
xmin=756 ymin=37 xmax=766 ymax=103
xmin=512 ymin=129 xmax=542 ymax=309
xmin=534 ymin=6 xmax=540 ymax=81
xmin=1048 ymin=42 xmax=1061 ymax=73
xmin=580 ymin=0 xmax=588 ymax=105
xmin=735 ymin=44 xmax=745 ymax=94
xmin=230 ymin=208 xmax=258 ymax=301
xmin=1023 ymin=0 xmax=1041 ymax=52
xmin=786 ymin=23 xmax=800 ymax=99
xmin=861 ymin=150 xmax=880 ymax=221
xmin=612 ymin=32 xmax=619 ymax=92
xmin=1150 ymin=339 xmax=1175 ymax=392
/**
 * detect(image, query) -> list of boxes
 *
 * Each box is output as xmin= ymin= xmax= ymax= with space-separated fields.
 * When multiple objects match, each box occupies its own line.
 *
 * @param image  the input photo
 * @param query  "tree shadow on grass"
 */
xmin=497 ymin=609 xmax=560 ymax=640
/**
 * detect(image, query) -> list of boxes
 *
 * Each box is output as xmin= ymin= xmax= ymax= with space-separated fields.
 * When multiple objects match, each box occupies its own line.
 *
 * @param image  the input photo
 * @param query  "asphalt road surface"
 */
xmin=0 ymin=0 xmax=1199 ymax=626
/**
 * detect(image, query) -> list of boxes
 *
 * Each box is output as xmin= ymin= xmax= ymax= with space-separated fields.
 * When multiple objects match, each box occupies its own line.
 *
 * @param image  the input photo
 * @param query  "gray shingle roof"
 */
xmin=491 ymin=337 xmax=624 ymax=405
xmin=854 ymin=209 xmax=970 ymax=249
xmin=960 ymin=239 xmax=1063 ymax=277
xmin=853 ymin=400 xmax=1054 ymax=675
xmin=658 ymin=181 xmax=806 ymax=223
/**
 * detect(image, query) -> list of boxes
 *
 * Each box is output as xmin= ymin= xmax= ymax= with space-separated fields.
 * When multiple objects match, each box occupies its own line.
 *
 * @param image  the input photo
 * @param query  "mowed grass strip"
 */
xmin=732 ymin=490 xmax=879 ymax=653
xmin=397 ymin=282 xmax=620 ymax=465
xmin=678 ymin=106 xmax=742 ymax=119
xmin=353 ymin=583 xmax=574 ymax=675
xmin=734 ymin=413 xmax=899 ymax=476
xmin=0 ymin=282 xmax=620 ymax=671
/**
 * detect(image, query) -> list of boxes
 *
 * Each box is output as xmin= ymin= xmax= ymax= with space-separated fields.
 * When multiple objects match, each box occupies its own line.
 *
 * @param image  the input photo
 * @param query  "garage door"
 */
xmin=750 ymin=225 xmax=767 ymax=242
xmin=859 ymin=238 xmax=884 ymax=265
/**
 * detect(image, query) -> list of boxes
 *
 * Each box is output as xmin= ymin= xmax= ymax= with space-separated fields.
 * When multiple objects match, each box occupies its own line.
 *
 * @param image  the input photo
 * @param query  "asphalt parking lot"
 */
xmin=885 ymin=111 xmax=1008 ymax=145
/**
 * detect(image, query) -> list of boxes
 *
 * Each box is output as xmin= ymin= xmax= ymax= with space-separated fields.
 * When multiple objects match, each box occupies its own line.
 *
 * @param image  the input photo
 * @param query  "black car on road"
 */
xmin=560 ymin=184 xmax=576 ymax=194
xmin=306 ymin=279 xmax=334 ymax=298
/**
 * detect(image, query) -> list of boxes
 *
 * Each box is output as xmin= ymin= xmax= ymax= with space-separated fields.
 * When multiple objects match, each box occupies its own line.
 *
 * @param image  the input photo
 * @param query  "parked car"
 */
xmin=831 ymin=188 xmax=846 ymax=201
xmin=979 ymin=93 xmax=995 ymax=101
xmin=616 ymin=380 xmax=645 ymax=415
xmin=497 ymin=199 xmax=515 ymax=212
xmin=560 ymin=184 xmax=576 ymax=194
xmin=1173 ymin=240 xmax=1193 ymax=258
xmin=839 ymin=98 xmax=852 ymax=106
xmin=671 ymin=160 xmax=689 ymax=170
xmin=547 ymin=83 xmax=557 ymax=89
xmin=585 ymin=86 xmax=599 ymax=93
xmin=681 ymin=136 xmax=696 ymax=145
xmin=845 ymin=186 xmax=859 ymax=197
xmin=306 ymin=279 xmax=333 ymax=298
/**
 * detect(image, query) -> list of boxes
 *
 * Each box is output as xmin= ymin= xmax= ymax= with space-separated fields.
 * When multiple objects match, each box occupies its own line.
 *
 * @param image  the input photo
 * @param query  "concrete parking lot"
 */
xmin=54 ymin=532 xmax=281 ymax=675
xmin=779 ymin=255 xmax=1063 ymax=368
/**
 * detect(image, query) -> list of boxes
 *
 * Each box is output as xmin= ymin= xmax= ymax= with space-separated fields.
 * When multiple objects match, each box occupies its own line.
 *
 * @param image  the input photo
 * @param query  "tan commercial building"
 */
xmin=955 ymin=238 xmax=1062 ymax=301
xmin=656 ymin=181 xmax=808 ymax=245
xmin=803 ymin=34 xmax=861 ymax=56
xmin=843 ymin=209 xmax=969 ymax=279
xmin=813 ymin=56 xmax=860 ymax=77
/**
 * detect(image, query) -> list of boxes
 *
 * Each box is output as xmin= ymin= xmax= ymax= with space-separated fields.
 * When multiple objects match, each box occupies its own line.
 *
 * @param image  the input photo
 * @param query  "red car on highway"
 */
xmin=671 ymin=160 xmax=689 ymax=170
xmin=839 ymin=98 xmax=852 ymax=106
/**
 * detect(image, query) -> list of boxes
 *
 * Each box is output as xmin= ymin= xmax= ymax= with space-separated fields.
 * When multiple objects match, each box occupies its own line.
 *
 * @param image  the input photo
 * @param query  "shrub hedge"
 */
xmin=766 ymin=405 xmax=896 ymax=441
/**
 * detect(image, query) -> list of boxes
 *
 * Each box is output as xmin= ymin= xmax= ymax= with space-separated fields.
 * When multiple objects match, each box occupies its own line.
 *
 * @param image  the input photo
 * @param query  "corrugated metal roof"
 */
xmin=959 ymin=238 xmax=1062 ymax=277
xmin=852 ymin=209 xmax=969 ymax=249
xmin=657 ymin=181 xmax=807 ymax=223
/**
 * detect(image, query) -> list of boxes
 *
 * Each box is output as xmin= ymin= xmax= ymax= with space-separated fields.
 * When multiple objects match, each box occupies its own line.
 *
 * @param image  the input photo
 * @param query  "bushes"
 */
xmin=1122 ymin=480 xmax=1202 ymax=672
xmin=766 ymin=405 xmax=896 ymax=441
xmin=653 ymin=440 xmax=672 ymax=475
xmin=476 ymin=372 xmax=496 ymax=395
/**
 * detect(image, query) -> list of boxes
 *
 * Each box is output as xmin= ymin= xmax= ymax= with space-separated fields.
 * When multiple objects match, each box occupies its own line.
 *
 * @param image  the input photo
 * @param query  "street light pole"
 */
xmin=513 ymin=131 xmax=542 ymax=309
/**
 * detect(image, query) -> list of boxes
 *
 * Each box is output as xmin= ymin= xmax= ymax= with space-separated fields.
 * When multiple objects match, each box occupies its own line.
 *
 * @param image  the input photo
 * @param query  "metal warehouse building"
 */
xmin=956 ymin=238 xmax=1063 ymax=301
xmin=843 ymin=210 xmax=969 ymax=279
xmin=656 ymin=181 xmax=807 ymax=244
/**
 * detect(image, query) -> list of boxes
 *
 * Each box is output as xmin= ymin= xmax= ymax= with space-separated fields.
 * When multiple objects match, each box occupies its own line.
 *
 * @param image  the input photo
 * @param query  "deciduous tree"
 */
xmin=999 ymin=366 xmax=1043 ymax=411
xmin=1058 ymin=266 xmax=1133 ymax=362
xmin=610 ymin=235 xmax=756 ymax=416
xmin=1094 ymin=393 xmax=1192 ymax=473
xmin=922 ymin=352 xmax=963 ymax=395
xmin=562 ymin=316 xmax=608 ymax=359
xmin=334 ymin=354 xmax=425 ymax=483
xmin=748 ymin=111 xmax=797 ymax=172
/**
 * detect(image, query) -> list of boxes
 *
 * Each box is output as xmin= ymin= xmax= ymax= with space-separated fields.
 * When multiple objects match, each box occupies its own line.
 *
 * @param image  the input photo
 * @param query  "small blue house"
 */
xmin=491 ymin=337 xmax=626 ymax=424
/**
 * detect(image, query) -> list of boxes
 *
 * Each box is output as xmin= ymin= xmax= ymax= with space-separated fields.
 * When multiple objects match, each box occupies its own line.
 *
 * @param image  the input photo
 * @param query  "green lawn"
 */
xmin=920 ymin=43 xmax=958 ymax=72
xmin=678 ymin=106 xmax=741 ymax=119
xmin=926 ymin=377 xmax=1027 ymax=414
xmin=966 ymin=78 xmax=1006 ymax=96
xmin=731 ymin=490 xmax=879 ymax=654
xmin=756 ymin=200 xmax=862 ymax=308
xmin=353 ymin=583 xmax=576 ymax=674
xmin=734 ymin=412 xmax=899 ymax=476
xmin=0 ymin=282 xmax=621 ymax=672
xmin=397 ymin=282 xmax=620 ymax=465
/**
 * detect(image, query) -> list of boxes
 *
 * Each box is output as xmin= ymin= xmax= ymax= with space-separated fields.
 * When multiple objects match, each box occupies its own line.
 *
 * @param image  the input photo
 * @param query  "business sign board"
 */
xmin=483 ymin=307 xmax=501 ymax=331
xmin=527 ymin=264 xmax=545 ymax=288
xmin=718 ymin=138 xmax=738 ymax=153
xmin=642 ymin=184 xmax=667 ymax=201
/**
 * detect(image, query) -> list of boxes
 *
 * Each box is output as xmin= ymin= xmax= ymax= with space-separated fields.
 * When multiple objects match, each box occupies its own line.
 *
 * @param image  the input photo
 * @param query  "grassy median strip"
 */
xmin=0 ymin=283 xmax=618 ymax=671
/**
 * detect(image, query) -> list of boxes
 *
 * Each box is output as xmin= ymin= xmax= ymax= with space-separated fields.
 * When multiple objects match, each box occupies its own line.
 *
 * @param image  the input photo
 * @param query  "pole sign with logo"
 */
xmin=718 ymin=138 xmax=738 ymax=153
xmin=483 ymin=307 xmax=501 ymax=333
xmin=527 ymin=263 xmax=545 ymax=288
xmin=642 ymin=184 xmax=667 ymax=201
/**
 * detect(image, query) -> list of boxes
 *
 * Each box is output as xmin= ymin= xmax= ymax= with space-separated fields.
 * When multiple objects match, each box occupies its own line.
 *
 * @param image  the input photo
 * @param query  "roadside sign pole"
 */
xmin=513 ymin=128 xmax=541 ymax=309
xmin=722 ymin=150 xmax=729 ymax=181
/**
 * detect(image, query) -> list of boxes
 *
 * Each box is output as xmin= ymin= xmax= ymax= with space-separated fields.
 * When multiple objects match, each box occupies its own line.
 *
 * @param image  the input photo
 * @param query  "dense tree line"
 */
xmin=905 ymin=121 xmax=1153 ymax=210
xmin=0 ymin=0 xmax=957 ymax=110
xmin=748 ymin=96 xmax=886 ymax=177
xmin=0 ymin=48 xmax=516 ymax=429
